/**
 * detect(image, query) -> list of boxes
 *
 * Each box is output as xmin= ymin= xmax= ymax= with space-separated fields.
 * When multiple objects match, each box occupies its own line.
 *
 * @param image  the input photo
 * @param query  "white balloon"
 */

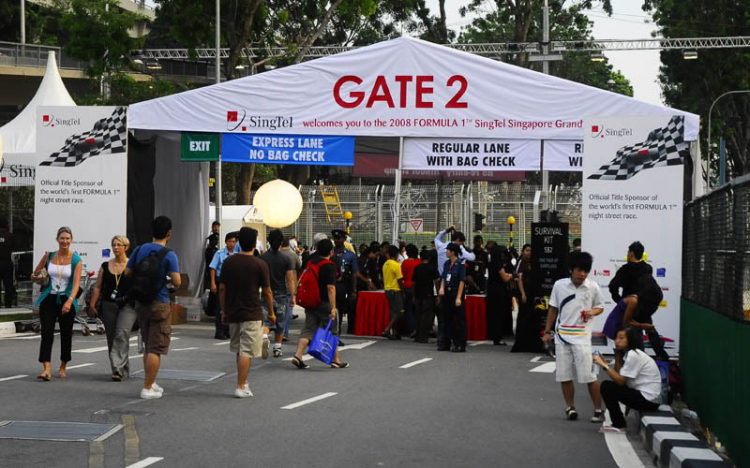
xmin=253 ymin=179 xmax=303 ymax=228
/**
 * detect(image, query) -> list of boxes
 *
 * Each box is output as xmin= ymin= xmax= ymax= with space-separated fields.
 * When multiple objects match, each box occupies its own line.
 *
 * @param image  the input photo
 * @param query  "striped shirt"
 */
xmin=549 ymin=277 xmax=604 ymax=345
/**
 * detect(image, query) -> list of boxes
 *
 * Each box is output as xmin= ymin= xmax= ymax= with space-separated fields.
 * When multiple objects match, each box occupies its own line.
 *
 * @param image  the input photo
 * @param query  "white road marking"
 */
xmin=529 ymin=362 xmax=556 ymax=373
xmin=125 ymin=457 xmax=164 ymax=468
xmin=130 ymin=354 xmax=143 ymax=360
xmin=530 ymin=356 xmax=542 ymax=362
xmin=9 ymin=333 xmax=51 ymax=340
xmin=172 ymin=347 xmax=199 ymax=352
xmin=0 ymin=375 xmax=28 ymax=382
xmin=213 ymin=341 xmax=230 ymax=345
xmin=66 ymin=363 xmax=96 ymax=370
xmin=337 ymin=340 xmax=376 ymax=351
xmin=399 ymin=358 xmax=433 ymax=369
xmin=75 ymin=338 xmax=178 ymax=354
xmin=468 ymin=341 xmax=489 ymax=347
xmin=603 ymin=407 xmax=644 ymax=468
xmin=281 ymin=392 xmax=337 ymax=410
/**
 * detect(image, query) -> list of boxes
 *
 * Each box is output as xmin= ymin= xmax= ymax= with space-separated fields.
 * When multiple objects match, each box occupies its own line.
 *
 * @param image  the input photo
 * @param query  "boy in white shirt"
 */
xmin=543 ymin=251 xmax=605 ymax=422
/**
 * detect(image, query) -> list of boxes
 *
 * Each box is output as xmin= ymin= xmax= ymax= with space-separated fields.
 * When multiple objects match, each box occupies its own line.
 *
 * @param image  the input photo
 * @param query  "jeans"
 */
xmin=600 ymin=380 xmax=660 ymax=428
xmin=284 ymin=295 xmax=293 ymax=338
xmin=38 ymin=294 xmax=75 ymax=363
xmin=212 ymin=291 xmax=229 ymax=337
xmin=100 ymin=300 xmax=138 ymax=378
xmin=262 ymin=293 xmax=288 ymax=336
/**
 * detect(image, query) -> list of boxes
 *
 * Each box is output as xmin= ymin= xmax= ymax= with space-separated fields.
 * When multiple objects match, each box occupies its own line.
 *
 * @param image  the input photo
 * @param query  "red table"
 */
xmin=354 ymin=291 xmax=487 ymax=340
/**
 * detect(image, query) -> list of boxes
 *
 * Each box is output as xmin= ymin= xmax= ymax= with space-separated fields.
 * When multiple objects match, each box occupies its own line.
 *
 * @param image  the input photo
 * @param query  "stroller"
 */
xmin=72 ymin=271 xmax=105 ymax=336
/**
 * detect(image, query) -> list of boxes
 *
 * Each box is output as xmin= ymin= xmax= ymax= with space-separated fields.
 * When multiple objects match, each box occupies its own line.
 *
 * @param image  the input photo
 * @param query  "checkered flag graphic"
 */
xmin=587 ymin=116 xmax=688 ymax=181
xmin=39 ymin=107 xmax=127 ymax=167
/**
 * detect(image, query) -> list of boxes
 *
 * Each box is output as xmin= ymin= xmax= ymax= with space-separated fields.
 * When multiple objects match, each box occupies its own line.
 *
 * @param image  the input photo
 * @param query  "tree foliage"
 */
xmin=643 ymin=0 xmax=750 ymax=179
xmin=459 ymin=0 xmax=632 ymax=96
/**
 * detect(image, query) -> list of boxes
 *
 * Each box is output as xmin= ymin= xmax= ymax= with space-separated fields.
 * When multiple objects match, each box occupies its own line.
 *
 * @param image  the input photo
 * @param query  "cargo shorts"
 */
xmin=136 ymin=301 xmax=172 ymax=355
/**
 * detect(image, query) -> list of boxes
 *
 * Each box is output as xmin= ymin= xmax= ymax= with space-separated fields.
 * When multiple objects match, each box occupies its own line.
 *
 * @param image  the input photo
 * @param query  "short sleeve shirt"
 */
xmin=548 ymin=277 xmax=605 ymax=345
xmin=412 ymin=263 xmax=440 ymax=299
xmin=309 ymin=255 xmax=336 ymax=303
xmin=441 ymin=260 xmax=467 ymax=291
xmin=401 ymin=258 xmax=421 ymax=289
xmin=126 ymin=243 xmax=179 ymax=303
xmin=332 ymin=246 xmax=360 ymax=283
xmin=621 ymin=349 xmax=662 ymax=402
xmin=383 ymin=259 xmax=403 ymax=291
xmin=259 ymin=250 xmax=294 ymax=295
xmin=220 ymin=254 xmax=270 ymax=323
xmin=209 ymin=247 xmax=233 ymax=278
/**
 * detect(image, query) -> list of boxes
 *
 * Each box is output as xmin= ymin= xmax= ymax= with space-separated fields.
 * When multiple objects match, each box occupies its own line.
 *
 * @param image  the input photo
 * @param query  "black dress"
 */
xmin=486 ymin=260 xmax=512 ymax=343
xmin=511 ymin=259 xmax=544 ymax=353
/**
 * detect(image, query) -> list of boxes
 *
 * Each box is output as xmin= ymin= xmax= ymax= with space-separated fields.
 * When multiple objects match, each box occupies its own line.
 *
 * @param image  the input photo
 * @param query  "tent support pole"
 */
xmin=436 ymin=174 xmax=443 ymax=232
xmin=214 ymin=0 xmax=222 ymax=231
xmin=392 ymin=137 xmax=404 ymax=244
xmin=541 ymin=1 xmax=551 ymax=209
xmin=8 ymin=188 xmax=13 ymax=233
xmin=541 ymin=140 xmax=548 ymax=209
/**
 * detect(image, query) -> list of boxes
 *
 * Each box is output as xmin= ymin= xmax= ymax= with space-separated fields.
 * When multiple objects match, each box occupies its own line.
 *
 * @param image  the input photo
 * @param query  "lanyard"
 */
xmin=113 ymin=262 xmax=125 ymax=289
xmin=56 ymin=252 xmax=70 ymax=290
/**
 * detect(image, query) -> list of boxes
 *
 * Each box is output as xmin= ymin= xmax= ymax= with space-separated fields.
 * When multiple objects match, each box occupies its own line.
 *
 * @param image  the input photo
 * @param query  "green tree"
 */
xmin=643 ymin=0 xmax=750 ymax=179
xmin=58 ymin=0 xmax=147 ymax=76
xmin=458 ymin=0 xmax=632 ymax=96
xmin=0 ymin=1 xmax=63 ymax=45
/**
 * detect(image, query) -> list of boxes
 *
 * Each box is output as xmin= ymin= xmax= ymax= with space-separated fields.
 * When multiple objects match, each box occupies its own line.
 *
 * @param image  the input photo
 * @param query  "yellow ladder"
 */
xmin=320 ymin=185 xmax=344 ymax=223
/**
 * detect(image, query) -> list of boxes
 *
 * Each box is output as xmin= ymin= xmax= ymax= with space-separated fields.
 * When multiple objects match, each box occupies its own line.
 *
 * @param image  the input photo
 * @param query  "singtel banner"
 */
xmin=403 ymin=138 xmax=541 ymax=171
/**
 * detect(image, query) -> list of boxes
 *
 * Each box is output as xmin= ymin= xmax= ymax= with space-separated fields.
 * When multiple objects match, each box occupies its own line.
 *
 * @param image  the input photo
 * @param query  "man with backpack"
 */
xmin=291 ymin=238 xmax=348 ymax=369
xmin=126 ymin=216 xmax=180 ymax=400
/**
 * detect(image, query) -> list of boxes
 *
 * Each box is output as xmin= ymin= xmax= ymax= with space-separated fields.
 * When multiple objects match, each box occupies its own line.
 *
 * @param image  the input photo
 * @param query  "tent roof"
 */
xmin=129 ymin=37 xmax=699 ymax=141
xmin=0 ymin=52 xmax=76 ymax=162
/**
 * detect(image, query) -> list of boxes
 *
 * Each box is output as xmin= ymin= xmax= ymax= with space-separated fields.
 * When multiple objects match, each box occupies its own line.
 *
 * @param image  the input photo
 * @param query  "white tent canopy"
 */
xmin=0 ymin=52 xmax=76 ymax=186
xmin=129 ymin=37 xmax=699 ymax=141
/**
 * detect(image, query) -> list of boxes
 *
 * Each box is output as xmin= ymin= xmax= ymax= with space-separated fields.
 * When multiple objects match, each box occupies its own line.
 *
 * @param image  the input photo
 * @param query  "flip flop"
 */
xmin=37 ymin=373 xmax=51 ymax=381
xmin=291 ymin=356 xmax=310 ymax=369
xmin=58 ymin=370 xmax=67 ymax=379
xmin=112 ymin=374 xmax=122 ymax=382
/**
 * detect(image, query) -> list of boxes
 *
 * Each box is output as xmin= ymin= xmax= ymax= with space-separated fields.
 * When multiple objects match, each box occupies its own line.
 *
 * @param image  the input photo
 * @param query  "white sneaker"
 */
xmin=151 ymin=383 xmax=164 ymax=394
xmin=273 ymin=347 xmax=283 ymax=358
xmin=599 ymin=425 xmax=627 ymax=434
xmin=262 ymin=336 xmax=270 ymax=359
xmin=235 ymin=386 xmax=253 ymax=398
xmin=140 ymin=387 xmax=163 ymax=399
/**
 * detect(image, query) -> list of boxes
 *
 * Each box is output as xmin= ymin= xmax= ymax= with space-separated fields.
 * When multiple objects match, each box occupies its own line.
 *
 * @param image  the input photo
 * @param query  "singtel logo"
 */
xmin=42 ymin=114 xmax=81 ymax=128
xmin=590 ymin=124 xmax=633 ymax=139
xmin=226 ymin=110 xmax=293 ymax=131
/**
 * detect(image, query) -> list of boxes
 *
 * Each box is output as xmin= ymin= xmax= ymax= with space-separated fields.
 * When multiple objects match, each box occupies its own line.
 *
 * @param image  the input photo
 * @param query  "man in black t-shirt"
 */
xmin=412 ymin=250 xmax=441 ymax=343
xmin=220 ymin=227 xmax=274 ymax=398
xmin=291 ymin=239 xmax=348 ymax=369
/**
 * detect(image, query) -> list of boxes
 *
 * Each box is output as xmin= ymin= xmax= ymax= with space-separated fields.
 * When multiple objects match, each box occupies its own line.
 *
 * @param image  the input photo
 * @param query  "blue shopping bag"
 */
xmin=308 ymin=319 xmax=339 ymax=365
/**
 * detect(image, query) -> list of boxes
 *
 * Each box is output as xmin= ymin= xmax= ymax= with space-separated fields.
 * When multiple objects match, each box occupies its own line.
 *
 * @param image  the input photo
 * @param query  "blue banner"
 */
xmin=221 ymin=134 xmax=354 ymax=166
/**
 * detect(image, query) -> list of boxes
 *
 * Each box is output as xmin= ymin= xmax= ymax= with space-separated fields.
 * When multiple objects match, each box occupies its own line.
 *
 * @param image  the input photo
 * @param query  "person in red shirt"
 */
xmin=401 ymin=244 xmax=421 ymax=337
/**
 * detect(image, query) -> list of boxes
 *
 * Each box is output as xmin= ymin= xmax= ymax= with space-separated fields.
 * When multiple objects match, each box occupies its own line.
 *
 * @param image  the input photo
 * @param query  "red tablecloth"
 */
xmin=354 ymin=291 xmax=487 ymax=341
xmin=465 ymin=295 xmax=487 ymax=341
xmin=354 ymin=291 xmax=390 ymax=336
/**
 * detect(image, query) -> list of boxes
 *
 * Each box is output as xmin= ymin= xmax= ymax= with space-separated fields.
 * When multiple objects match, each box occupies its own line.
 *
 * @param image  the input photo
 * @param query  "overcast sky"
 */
xmin=424 ymin=0 xmax=663 ymax=106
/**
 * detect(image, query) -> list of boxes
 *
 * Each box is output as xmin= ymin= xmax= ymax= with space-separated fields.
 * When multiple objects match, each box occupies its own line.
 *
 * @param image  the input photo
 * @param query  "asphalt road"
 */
xmin=0 ymin=312 xmax=628 ymax=468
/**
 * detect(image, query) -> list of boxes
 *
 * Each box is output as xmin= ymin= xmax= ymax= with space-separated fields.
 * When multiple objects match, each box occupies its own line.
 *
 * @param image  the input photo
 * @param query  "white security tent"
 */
xmin=129 ymin=36 xmax=702 ymax=244
xmin=0 ymin=52 xmax=76 ymax=186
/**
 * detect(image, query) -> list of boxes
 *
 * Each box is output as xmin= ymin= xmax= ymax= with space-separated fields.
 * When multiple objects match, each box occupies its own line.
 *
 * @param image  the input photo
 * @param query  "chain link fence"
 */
xmin=683 ymin=174 xmax=750 ymax=322
xmin=274 ymin=183 xmax=582 ymax=251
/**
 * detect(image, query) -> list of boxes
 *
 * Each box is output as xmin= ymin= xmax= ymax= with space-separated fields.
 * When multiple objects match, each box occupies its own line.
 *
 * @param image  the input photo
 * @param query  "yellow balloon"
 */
xmin=507 ymin=216 xmax=516 ymax=225
xmin=344 ymin=211 xmax=353 ymax=220
xmin=253 ymin=179 xmax=303 ymax=228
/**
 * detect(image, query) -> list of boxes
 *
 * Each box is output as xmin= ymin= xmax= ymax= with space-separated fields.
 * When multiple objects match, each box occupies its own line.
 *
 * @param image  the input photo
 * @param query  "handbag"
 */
xmin=308 ymin=319 xmax=339 ymax=365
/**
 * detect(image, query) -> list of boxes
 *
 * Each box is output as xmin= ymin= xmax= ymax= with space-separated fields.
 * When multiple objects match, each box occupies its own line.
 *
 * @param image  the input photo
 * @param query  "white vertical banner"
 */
xmin=583 ymin=115 xmax=686 ymax=353
xmin=543 ymin=140 xmax=584 ymax=171
xmin=34 ymin=106 xmax=128 ymax=272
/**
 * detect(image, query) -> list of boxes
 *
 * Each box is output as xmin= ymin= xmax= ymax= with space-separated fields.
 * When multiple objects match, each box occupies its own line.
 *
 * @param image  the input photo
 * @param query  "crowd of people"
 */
xmin=28 ymin=216 xmax=666 ymax=427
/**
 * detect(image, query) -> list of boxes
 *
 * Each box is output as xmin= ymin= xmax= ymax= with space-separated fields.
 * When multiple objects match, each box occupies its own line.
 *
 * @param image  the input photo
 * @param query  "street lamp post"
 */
xmin=215 ymin=0 xmax=222 ymax=231
xmin=707 ymin=90 xmax=750 ymax=188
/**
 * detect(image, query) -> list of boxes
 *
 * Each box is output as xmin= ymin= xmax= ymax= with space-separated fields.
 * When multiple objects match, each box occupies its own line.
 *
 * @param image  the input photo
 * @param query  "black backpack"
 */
xmin=129 ymin=246 xmax=171 ymax=303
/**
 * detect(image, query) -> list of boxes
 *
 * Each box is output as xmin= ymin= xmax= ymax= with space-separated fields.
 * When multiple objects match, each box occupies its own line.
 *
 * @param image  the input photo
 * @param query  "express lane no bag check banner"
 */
xmin=222 ymin=134 xmax=355 ymax=166
xmin=403 ymin=138 xmax=541 ymax=171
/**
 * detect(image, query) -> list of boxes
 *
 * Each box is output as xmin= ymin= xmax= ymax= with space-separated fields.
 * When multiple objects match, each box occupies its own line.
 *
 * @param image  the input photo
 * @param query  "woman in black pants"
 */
xmin=31 ymin=227 xmax=82 ymax=381
xmin=593 ymin=327 xmax=662 ymax=433
xmin=438 ymin=243 xmax=467 ymax=352
xmin=486 ymin=247 xmax=514 ymax=346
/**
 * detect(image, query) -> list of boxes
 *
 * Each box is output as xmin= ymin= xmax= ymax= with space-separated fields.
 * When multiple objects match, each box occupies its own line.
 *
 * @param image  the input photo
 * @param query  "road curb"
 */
xmin=637 ymin=406 xmax=731 ymax=467
xmin=0 ymin=322 xmax=17 ymax=335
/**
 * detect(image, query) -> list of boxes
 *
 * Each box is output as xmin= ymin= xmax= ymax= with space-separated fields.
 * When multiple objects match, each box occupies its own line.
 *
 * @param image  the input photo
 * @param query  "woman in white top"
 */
xmin=593 ymin=327 xmax=662 ymax=433
xmin=31 ymin=227 xmax=83 ymax=381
